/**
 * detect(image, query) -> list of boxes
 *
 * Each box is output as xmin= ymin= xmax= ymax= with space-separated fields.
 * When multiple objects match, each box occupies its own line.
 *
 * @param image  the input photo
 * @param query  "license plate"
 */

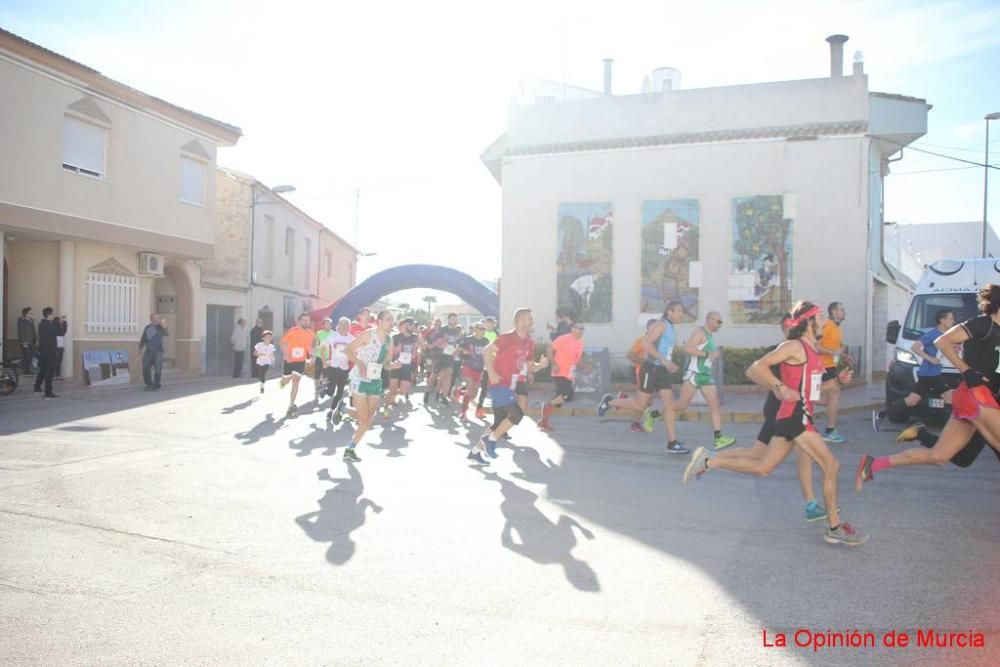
xmin=929 ymin=398 xmax=945 ymax=409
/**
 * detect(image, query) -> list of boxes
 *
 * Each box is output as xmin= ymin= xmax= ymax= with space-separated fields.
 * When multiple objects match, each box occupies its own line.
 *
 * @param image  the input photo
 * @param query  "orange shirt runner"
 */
xmin=551 ymin=333 xmax=584 ymax=380
xmin=282 ymin=327 xmax=315 ymax=363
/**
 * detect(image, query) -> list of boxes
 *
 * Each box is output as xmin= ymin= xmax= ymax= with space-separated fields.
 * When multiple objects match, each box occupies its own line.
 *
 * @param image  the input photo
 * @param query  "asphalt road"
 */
xmin=1 ymin=380 xmax=997 ymax=666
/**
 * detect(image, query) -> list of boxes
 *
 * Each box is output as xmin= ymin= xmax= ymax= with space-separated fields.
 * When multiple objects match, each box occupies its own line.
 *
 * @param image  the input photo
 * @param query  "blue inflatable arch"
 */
xmin=312 ymin=264 xmax=499 ymax=323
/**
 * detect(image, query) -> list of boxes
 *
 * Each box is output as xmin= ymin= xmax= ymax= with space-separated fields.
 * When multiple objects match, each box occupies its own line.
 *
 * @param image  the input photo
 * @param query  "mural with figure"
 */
xmin=729 ymin=195 xmax=793 ymax=323
xmin=640 ymin=199 xmax=700 ymax=322
xmin=557 ymin=202 xmax=613 ymax=323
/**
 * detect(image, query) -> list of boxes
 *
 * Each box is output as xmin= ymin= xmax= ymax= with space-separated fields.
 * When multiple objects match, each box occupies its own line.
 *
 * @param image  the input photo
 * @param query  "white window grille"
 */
xmin=180 ymin=156 xmax=206 ymax=205
xmin=63 ymin=115 xmax=106 ymax=178
xmin=86 ymin=272 xmax=138 ymax=333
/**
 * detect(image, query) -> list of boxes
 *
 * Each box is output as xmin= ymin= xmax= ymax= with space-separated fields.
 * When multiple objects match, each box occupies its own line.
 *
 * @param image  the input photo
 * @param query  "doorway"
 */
xmin=206 ymin=304 xmax=236 ymax=376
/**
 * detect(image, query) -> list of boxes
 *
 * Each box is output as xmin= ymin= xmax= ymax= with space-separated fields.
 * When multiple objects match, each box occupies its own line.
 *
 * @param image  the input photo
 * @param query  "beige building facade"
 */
xmin=0 ymin=28 xmax=241 ymax=380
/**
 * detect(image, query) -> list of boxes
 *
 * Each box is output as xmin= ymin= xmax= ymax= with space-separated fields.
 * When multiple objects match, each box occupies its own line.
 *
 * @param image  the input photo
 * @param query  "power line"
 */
xmin=891 ymin=165 xmax=978 ymax=175
xmin=871 ymin=135 xmax=1000 ymax=170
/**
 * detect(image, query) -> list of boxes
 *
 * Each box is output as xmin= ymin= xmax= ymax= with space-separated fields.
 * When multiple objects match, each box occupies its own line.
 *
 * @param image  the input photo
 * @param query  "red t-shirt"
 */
xmin=491 ymin=331 xmax=534 ymax=389
xmin=349 ymin=321 xmax=366 ymax=337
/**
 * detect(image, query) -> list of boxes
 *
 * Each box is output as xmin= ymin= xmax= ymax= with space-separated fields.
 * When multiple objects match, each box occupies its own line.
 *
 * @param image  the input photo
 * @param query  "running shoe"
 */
xmin=597 ymin=393 xmax=612 ymax=417
xmin=855 ymin=454 xmax=874 ymax=494
xmin=642 ymin=408 xmax=655 ymax=433
xmin=475 ymin=407 xmax=486 ymax=420
xmin=683 ymin=446 xmax=708 ymax=484
xmin=286 ymin=404 xmax=297 ymax=418
xmin=871 ymin=409 xmax=882 ymax=433
xmin=823 ymin=429 xmax=847 ymax=444
xmin=483 ymin=438 xmax=499 ymax=460
xmin=260 ymin=385 xmax=264 ymax=395
xmin=439 ymin=396 xmax=450 ymax=406
xmin=804 ymin=501 xmax=828 ymax=522
xmin=823 ymin=522 xmax=868 ymax=546
xmin=501 ymin=433 xmax=512 ymax=442
xmin=895 ymin=422 xmax=924 ymax=444
xmin=666 ymin=440 xmax=690 ymax=455
xmin=467 ymin=451 xmax=488 ymax=466
xmin=713 ymin=434 xmax=736 ymax=450
xmin=629 ymin=422 xmax=646 ymax=433
xmin=380 ymin=406 xmax=391 ymax=418
xmin=279 ymin=377 xmax=288 ymax=390
xmin=343 ymin=448 xmax=361 ymax=463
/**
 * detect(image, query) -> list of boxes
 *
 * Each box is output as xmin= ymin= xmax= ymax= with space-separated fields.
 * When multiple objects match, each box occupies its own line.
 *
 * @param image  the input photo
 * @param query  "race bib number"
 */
xmin=291 ymin=347 xmax=305 ymax=359
xmin=809 ymin=371 xmax=823 ymax=402
xmin=398 ymin=352 xmax=412 ymax=365
xmin=444 ymin=344 xmax=456 ymax=355
xmin=365 ymin=362 xmax=383 ymax=380
xmin=928 ymin=397 xmax=945 ymax=409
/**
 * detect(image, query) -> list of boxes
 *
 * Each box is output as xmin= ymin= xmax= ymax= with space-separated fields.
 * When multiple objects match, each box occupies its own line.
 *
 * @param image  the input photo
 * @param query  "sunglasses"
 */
xmin=573 ymin=326 xmax=585 ymax=331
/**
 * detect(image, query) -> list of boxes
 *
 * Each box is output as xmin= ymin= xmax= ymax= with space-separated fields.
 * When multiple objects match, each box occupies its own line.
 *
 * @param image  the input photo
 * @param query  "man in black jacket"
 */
xmin=33 ymin=307 xmax=65 ymax=398
xmin=17 ymin=307 xmax=36 ymax=375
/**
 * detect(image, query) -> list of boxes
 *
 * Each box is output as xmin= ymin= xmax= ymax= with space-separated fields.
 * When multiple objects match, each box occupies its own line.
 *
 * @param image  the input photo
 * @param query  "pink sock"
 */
xmin=871 ymin=456 xmax=892 ymax=474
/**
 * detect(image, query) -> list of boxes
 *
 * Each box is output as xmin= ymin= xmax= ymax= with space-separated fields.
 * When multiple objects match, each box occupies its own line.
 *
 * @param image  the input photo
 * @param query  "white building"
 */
xmin=482 ymin=35 xmax=928 ymax=379
xmin=887 ymin=221 xmax=999 ymax=281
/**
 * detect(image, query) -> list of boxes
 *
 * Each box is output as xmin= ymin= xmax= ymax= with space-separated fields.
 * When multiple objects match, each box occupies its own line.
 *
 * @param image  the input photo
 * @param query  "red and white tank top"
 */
xmin=776 ymin=340 xmax=824 ymax=420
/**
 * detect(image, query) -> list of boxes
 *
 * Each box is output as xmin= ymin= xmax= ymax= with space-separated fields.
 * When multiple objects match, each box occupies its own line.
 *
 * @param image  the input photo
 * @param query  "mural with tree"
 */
xmin=729 ymin=195 xmax=792 ymax=323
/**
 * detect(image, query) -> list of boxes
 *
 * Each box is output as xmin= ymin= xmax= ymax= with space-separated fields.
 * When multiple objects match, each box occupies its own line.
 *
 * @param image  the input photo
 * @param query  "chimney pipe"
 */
xmin=852 ymin=50 xmax=864 ymax=76
xmin=603 ymin=58 xmax=614 ymax=95
xmin=826 ymin=34 xmax=848 ymax=77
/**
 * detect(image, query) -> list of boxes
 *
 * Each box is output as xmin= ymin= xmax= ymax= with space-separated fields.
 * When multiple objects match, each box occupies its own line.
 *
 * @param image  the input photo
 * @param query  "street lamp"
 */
xmin=984 ymin=112 xmax=1000 ymax=258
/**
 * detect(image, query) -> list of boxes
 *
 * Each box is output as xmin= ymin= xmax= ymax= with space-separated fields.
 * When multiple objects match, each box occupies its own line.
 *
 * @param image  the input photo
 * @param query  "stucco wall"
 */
xmin=499 ymin=136 xmax=871 ymax=356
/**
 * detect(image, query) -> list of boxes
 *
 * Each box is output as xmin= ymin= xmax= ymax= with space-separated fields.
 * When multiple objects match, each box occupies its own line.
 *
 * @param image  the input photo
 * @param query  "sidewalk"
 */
xmin=519 ymin=381 xmax=885 ymax=423
xmin=0 ymin=369 xmax=235 ymax=401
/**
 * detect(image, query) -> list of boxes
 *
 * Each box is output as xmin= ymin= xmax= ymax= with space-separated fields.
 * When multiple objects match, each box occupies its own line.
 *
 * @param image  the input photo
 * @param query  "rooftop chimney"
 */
xmin=852 ymin=50 xmax=864 ymax=76
xmin=603 ymin=58 xmax=614 ymax=95
xmin=826 ymin=34 xmax=848 ymax=77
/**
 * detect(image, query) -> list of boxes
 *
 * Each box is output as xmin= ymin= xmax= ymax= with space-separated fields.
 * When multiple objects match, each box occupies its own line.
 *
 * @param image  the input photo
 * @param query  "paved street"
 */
xmin=1 ymin=380 xmax=997 ymax=666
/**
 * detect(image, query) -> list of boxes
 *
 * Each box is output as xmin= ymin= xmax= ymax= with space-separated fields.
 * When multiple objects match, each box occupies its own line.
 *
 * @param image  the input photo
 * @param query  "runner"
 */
xmin=856 ymin=285 xmax=1000 ymax=492
xmin=278 ymin=313 xmax=315 ymax=418
xmin=674 ymin=311 xmax=736 ymax=449
xmin=387 ymin=317 xmax=421 ymax=411
xmin=432 ymin=313 xmax=463 ymax=406
xmin=343 ymin=311 xmax=400 ymax=462
xmin=707 ymin=316 xmax=842 ymax=522
xmin=598 ymin=301 xmax=689 ymax=454
xmin=349 ymin=308 xmax=371 ymax=337
xmin=469 ymin=308 xmax=549 ymax=465
xmin=816 ymin=301 xmax=854 ymax=443
xmin=546 ymin=307 xmax=574 ymax=341
xmin=254 ymin=330 xmax=276 ymax=395
xmin=475 ymin=316 xmax=499 ymax=419
xmin=423 ymin=318 xmax=444 ymax=404
xmin=872 ymin=309 xmax=956 ymax=431
xmin=539 ymin=322 xmax=585 ymax=431
xmin=457 ymin=322 xmax=489 ymax=420
xmin=312 ymin=317 xmax=334 ymax=400
xmin=448 ymin=324 xmax=466 ymax=400
xmin=683 ymin=301 xmax=868 ymax=546
xmin=319 ymin=317 xmax=354 ymax=424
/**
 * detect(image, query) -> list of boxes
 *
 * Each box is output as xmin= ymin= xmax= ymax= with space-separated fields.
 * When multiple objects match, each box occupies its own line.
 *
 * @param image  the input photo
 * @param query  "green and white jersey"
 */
xmin=686 ymin=327 xmax=716 ymax=378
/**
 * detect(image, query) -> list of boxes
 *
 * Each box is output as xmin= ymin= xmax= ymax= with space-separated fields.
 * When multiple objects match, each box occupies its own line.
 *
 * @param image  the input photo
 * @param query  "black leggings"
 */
xmin=327 ymin=368 xmax=349 ymax=412
xmin=477 ymin=371 xmax=490 ymax=409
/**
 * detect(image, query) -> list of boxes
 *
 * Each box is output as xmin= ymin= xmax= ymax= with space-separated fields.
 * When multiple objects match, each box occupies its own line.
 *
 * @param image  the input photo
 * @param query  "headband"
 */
xmin=783 ymin=305 xmax=821 ymax=327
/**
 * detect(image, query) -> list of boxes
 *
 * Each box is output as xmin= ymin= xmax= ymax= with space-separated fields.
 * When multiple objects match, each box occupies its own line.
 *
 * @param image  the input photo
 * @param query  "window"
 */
xmin=62 ymin=115 xmax=106 ymax=178
xmin=86 ymin=272 xmax=138 ymax=333
xmin=264 ymin=216 xmax=275 ymax=279
xmin=180 ymin=156 xmax=206 ymax=205
xmin=285 ymin=227 xmax=295 ymax=283
xmin=304 ymin=238 xmax=312 ymax=290
xmin=325 ymin=251 xmax=332 ymax=277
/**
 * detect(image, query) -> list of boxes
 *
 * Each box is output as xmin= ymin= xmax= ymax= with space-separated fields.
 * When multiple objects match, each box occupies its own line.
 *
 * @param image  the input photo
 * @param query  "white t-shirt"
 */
xmin=321 ymin=333 xmax=355 ymax=370
xmin=254 ymin=342 xmax=276 ymax=366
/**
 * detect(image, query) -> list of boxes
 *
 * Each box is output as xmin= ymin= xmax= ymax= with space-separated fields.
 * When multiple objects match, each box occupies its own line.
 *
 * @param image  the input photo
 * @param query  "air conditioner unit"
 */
xmin=138 ymin=252 xmax=165 ymax=276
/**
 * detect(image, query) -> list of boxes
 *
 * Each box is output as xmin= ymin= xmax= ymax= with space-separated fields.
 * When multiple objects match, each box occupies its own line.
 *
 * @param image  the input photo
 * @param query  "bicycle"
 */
xmin=1 ymin=356 xmax=19 ymax=395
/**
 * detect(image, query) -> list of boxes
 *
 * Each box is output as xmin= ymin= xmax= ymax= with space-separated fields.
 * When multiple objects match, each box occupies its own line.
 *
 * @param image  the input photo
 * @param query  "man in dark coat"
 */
xmin=33 ymin=307 xmax=66 ymax=398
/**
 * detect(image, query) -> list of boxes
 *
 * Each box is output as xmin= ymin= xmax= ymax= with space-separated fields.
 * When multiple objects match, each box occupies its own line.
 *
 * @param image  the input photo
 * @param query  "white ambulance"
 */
xmin=884 ymin=258 xmax=999 ymax=422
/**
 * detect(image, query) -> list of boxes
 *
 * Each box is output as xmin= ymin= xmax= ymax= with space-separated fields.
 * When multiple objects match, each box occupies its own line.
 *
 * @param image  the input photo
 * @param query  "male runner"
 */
xmin=469 ymin=308 xmax=549 ymax=465
xmin=856 ymin=285 xmax=1000 ymax=492
xmin=475 ymin=316 xmax=499 ymax=419
xmin=312 ymin=317 xmax=334 ymax=399
xmin=320 ymin=317 xmax=354 ymax=423
xmin=675 ymin=311 xmax=736 ymax=449
xmin=387 ymin=317 xmax=421 ymax=410
xmin=344 ymin=311 xmax=400 ymax=462
xmin=457 ymin=322 xmax=489 ymax=419
xmin=449 ymin=324 xmax=466 ymax=400
xmin=816 ymin=301 xmax=854 ymax=443
xmin=539 ymin=322 xmax=585 ymax=431
xmin=708 ymin=316 xmax=844 ymax=522
xmin=598 ymin=301 xmax=689 ymax=454
xmin=432 ymin=313 xmax=463 ymax=405
xmin=872 ymin=309 xmax=955 ymax=431
xmin=349 ymin=308 xmax=371 ymax=337
xmin=683 ymin=301 xmax=868 ymax=546
xmin=279 ymin=313 xmax=315 ymax=418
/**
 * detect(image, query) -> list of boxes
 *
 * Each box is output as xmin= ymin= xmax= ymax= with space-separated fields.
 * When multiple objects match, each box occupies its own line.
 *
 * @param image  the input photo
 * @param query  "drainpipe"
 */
xmin=878 ymin=150 xmax=906 ymax=283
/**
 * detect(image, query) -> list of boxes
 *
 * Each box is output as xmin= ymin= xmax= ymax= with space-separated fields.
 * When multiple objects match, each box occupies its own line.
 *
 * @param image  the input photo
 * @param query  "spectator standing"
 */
xmin=54 ymin=315 xmax=68 ymax=380
xmin=33 ymin=307 xmax=64 ymax=398
xmin=139 ymin=314 xmax=169 ymax=390
xmin=17 ymin=307 xmax=36 ymax=375
xmin=231 ymin=318 xmax=248 ymax=378
xmin=249 ymin=318 xmax=265 ymax=379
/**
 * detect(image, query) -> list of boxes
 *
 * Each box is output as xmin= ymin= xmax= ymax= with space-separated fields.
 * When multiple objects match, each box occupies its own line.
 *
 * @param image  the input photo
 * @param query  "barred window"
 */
xmin=86 ymin=272 xmax=138 ymax=333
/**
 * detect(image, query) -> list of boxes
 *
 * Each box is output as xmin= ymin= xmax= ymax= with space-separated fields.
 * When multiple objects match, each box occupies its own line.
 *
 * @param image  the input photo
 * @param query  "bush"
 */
xmin=722 ymin=346 xmax=772 ymax=385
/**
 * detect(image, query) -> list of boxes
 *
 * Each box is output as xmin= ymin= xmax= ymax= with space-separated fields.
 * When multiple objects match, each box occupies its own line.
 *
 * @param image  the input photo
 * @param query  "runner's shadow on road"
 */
xmin=221 ymin=397 xmax=257 ymax=414
xmin=295 ymin=465 xmax=383 ymax=566
xmin=288 ymin=422 xmax=347 ymax=457
xmin=510 ymin=444 xmax=560 ymax=483
xmin=425 ymin=405 xmax=462 ymax=436
xmin=234 ymin=413 xmax=283 ymax=445
xmin=371 ymin=422 xmax=411 ymax=458
xmin=477 ymin=468 xmax=600 ymax=592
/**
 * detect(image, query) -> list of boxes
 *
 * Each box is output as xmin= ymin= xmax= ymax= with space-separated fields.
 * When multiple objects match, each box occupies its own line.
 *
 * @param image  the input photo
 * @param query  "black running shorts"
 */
xmin=390 ymin=365 xmax=414 ymax=383
xmin=553 ymin=377 xmax=575 ymax=401
xmin=282 ymin=361 xmax=306 ymax=376
xmin=757 ymin=392 xmax=781 ymax=444
xmin=638 ymin=362 xmax=672 ymax=394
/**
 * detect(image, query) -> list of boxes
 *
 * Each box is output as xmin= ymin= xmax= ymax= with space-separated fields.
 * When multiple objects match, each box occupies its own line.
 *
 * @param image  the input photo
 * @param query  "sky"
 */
xmin=2 ymin=0 xmax=999 ymax=306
